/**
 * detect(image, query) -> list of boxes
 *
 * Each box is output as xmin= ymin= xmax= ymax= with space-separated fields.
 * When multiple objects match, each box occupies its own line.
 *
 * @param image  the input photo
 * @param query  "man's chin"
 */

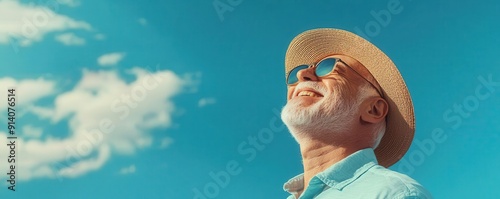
xmin=281 ymin=106 xmax=316 ymax=128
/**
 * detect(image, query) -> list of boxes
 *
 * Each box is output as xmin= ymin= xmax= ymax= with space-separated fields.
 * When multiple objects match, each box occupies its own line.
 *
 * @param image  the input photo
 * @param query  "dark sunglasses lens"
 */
xmin=316 ymin=58 xmax=337 ymax=77
xmin=287 ymin=65 xmax=309 ymax=85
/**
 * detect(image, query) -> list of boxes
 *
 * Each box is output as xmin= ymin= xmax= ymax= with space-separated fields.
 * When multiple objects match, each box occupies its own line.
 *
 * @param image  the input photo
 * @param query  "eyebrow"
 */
xmin=334 ymin=63 xmax=348 ymax=75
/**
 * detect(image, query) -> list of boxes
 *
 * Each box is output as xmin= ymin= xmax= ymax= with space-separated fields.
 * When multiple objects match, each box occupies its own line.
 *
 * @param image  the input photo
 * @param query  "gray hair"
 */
xmin=357 ymin=83 xmax=386 ymax=149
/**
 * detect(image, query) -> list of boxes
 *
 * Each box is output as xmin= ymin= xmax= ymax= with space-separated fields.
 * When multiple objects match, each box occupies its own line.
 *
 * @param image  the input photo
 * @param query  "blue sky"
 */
xmin=0 ymin=0 xmax=499 ymax=198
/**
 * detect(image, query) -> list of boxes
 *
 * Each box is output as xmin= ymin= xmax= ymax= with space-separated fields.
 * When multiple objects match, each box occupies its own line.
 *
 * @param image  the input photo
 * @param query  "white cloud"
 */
xmin=0 ymin=68 xmax=191 ymax=181
xmin=58 ymin=145 xmax=110 ymax=178
xmin=118 ymin=164 xmax=136 ymax=175
xmin=22 ymin=125 xmax=43 ymax=138
xmin=57 ymin=0 xmax=81 ymax=7
xmin=55 ymin=32 xmax=85 ymax=46
xmin=98 ymin=52 xmax=126 ymax=66
xmin=198 ymin=97 xmax=216 ymax=107
xmin=159 ymin=137 xmax=173 ymax=149
xmin=28 ymin=106 xmax=54 ymax=120
xmin=138 ymin=18 xmax=148 ymax=26
xmin=94 ymin=33 xmax=105 ymax=40
xmin=0 ymin=0 xmax=92 ymax=46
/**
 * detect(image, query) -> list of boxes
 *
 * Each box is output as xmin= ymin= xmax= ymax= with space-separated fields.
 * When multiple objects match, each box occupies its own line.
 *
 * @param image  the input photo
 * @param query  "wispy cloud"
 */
xmin=98 ymin=52 xmax=126 ymax=66
xmin=94 ymin=33 xmax=106 ymax=40
xmin=55 ymin=33 xmax=85 ymax=46
xmin=138 ymin=18 xmax=148 ymax=26
xmin=57 ymin=0 xmax=81 ymax=7
xmin=159 ymin=137 xmax=173 ymax=149
xmin=22 ymin=125 xmax=43 ymax=139
xmin=0 ymin=68 xmax=192 ymax=181
xmin=119 ymin=165 xmax=136 ymax=175
xmin=198 ymin=97 xmax=216 ymax=107
xmin=0 ymin=0 xmax=91 ymax=46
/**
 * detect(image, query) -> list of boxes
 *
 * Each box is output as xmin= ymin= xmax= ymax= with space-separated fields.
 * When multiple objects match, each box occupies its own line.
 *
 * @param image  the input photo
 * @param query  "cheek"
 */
xmin=323 ymin=80 xmax=342 ymax=94
xmin=287 ymin=87 xmax=295 ymax=100
xmin=324 ymin=79 xmax=355 ymax=100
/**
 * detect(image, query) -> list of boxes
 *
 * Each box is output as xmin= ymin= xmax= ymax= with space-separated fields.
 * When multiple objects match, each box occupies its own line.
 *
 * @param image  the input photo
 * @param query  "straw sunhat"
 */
xmin=285 ymin=28 xmax=414 ymax=167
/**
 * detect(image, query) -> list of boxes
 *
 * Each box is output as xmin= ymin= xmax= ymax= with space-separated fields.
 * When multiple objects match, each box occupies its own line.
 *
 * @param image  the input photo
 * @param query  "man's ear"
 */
xmin=360 ymin=97 xmax=388 ymax=124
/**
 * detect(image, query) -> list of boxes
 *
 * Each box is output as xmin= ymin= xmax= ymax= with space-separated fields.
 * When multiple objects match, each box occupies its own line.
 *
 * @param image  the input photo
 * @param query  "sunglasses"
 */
xmin=286 ymin=57 xmax=384 ymax=97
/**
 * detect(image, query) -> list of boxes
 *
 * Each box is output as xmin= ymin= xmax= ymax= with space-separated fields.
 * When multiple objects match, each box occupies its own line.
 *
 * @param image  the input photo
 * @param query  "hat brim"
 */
xmin=285 ymin=28 xmax=415 ymax=167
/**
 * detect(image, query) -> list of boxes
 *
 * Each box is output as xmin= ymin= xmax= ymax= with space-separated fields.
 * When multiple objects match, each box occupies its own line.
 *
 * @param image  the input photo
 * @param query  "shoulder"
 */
xmin=360 ymin=165 xmax=433 ymax=199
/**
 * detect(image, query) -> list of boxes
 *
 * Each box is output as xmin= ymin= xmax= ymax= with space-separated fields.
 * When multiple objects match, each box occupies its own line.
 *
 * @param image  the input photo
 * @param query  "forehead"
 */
xmin=327 ymin=54 xmax=359 ymax=65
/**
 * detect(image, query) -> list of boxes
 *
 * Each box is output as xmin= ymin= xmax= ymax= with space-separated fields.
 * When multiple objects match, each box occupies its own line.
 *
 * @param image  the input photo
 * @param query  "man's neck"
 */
xmin=297 ymin=138 xmax=366 ymax=196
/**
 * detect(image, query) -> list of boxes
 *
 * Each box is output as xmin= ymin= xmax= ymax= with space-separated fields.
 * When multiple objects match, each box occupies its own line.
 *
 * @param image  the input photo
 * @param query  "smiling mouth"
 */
xmin=297 ymin=90 xmax=323 ymax=97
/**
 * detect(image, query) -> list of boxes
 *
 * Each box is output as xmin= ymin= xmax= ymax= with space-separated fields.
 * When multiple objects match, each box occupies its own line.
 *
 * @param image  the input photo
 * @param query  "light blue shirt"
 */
xmin=283 ymin=148 xmax=433 ymax=199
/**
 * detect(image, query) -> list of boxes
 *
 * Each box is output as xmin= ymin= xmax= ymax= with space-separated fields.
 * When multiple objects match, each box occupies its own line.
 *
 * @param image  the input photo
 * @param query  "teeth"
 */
xmin=298 ymin=91 xmax=319 ymax=97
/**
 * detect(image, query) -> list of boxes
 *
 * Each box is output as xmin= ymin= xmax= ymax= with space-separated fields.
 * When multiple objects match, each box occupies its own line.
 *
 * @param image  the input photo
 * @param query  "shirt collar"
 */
xmin=283 ymin=148 xmax=378 ymax=194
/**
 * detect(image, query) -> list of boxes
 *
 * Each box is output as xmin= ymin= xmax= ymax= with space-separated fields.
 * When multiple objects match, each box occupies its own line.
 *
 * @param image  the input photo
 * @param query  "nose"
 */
xmin=296 ymin=67 xmax=319 ymax=83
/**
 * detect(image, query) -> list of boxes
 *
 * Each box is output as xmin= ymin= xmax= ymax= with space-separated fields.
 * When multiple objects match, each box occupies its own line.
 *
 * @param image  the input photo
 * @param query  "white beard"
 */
xmin=281 ymin=82 xmax=362 ymax=141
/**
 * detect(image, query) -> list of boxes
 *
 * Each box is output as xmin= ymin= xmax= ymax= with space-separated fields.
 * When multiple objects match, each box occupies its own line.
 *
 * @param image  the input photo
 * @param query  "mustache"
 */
xmin=294 ymin=82 xmax=328 ymax=96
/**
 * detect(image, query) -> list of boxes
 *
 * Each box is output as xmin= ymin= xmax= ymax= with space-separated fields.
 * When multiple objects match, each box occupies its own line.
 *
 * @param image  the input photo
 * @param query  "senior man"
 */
xmin=281 ymin=29 xmax=432 ymax=199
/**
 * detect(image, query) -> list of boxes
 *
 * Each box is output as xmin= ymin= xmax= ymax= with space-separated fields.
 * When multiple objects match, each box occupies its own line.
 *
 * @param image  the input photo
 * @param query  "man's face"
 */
xmin=281 ymin=55 xmax=376 ymax=139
